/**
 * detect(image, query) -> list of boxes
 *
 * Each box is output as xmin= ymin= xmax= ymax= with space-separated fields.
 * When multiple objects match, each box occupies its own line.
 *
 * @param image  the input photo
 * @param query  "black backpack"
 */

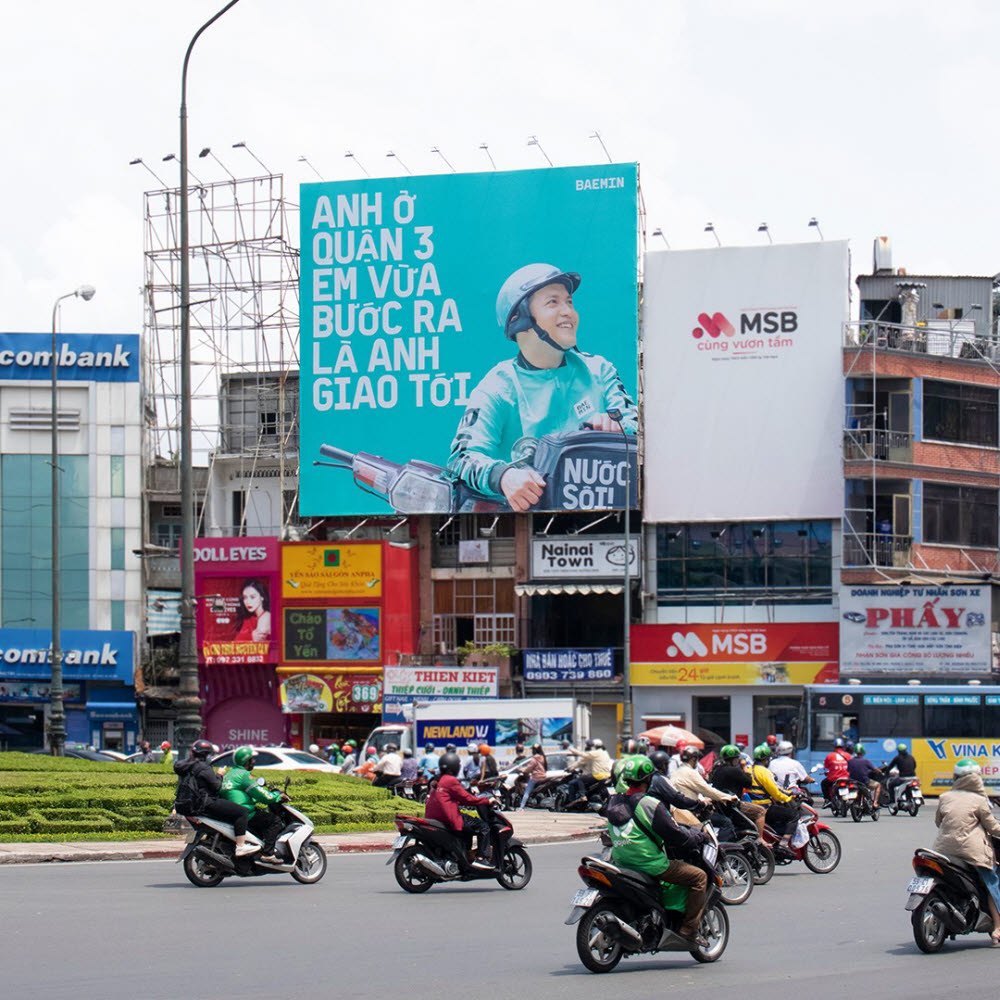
xmin=173 ymin=764 xmax=209 ymax=816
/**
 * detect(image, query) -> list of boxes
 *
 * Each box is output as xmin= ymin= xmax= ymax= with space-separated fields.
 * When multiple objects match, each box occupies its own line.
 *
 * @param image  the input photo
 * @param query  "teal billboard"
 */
xmin=299 ymin=164 xmax=638 ymax=515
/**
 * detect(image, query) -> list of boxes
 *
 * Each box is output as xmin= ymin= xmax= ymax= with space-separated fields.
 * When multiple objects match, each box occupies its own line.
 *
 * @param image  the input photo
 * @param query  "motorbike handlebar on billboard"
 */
xmin=299 ymin=164 xmax=638 ymax=516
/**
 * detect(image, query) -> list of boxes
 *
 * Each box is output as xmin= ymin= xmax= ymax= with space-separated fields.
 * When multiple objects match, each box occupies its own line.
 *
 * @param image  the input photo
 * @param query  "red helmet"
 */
xmin=366 ymin=746 xmax=377 ymax=756
xmin=765 ymin=734 xmax=778 ymax=747
xmin=674 ymin=739 xmax=689 ymax=753
xmin=478 ymin=743 xmax=492 ymax=756
xmin=160 ymin=741 xmax=172 ymax=750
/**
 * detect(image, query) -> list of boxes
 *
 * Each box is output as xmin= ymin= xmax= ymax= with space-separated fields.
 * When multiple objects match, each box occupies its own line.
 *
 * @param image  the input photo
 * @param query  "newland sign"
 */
xmin=531 ymin=535 xmax=638 ymax=580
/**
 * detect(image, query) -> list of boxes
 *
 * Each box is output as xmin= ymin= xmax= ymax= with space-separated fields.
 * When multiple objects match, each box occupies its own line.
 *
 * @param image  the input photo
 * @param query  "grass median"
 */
xmin=0 ymin=753 xmax=422 ymax=841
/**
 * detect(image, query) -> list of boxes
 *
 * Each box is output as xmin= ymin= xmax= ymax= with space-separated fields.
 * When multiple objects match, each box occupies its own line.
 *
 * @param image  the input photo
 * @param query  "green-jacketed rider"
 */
xmin=605 ymin=755 xmax=709 ymax=943
xmin=220 ymin=746 xmax=285 ymax=863
xmin=447 ymin=263 xmax=637 ymax=512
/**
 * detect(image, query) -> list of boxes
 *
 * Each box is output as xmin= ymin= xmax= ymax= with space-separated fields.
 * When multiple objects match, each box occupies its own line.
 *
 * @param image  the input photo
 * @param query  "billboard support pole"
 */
xmin=610 ymin=410 xmax=633 ymax=741
xmin=175 ymin=0 xmax=243 ymax=759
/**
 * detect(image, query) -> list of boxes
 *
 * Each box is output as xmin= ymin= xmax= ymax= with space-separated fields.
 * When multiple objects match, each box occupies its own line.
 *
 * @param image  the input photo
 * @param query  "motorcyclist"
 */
xmin=138 ymin=740 xmax=155 ymax=763
xmin=400 ymin=747 xmax=419 ymax=782
xmin=462 ymin=746 xmax=483 ymax=785
xmin=174 ymin=739 xmax=258 ymax=857
xmin=339 ymin=740 xmax=358 ymax=773
xmin=564 ymin=738 xmax=613 ymax=805
xmin=709 ymin=744 xmax=766 ymax=842
xmin=933 ymin=758 xmax=1000 ymax=943
xmin=611 ymin=738 xmax=641 ymax=783
xmin=847 ymin=743 xmax=883 ymax=808
xmin=326 ymin=742 xmax=344 ymax=766
xmin=884 ymin=742 xmax=917 ymax=803
xmin=373 ymin=743 xmax=403 ymax=790
xmin=517 ymin=743 xmax=548 ymax=810
xmin=668 ymin=739 xmax=698 ymax=777
xmin=605 ymin=755 xmax=709 ymax=944
xmin=219 ymin=746 xmax=285 ymax=862
xmin=646 ymin=750 xmax=702 ymax=816
xmin=769 ymin=740 xmax=811 ymax=792
xmin=478 ymin=743 xmax=499 ymax=784
xmin=418 ymin=743 xmax=440 ymax=780
xmin=671 ymin=746 xmax=739 ymax=813
xmin=423 ymin=751 xmax=495 ymax=869
xmin=747 ymin=744 xmax=798 ymax=852
xmin=160 ymin=741 xmax=174 ymax=766
xmin=821 ymin=738 xmax=851 ymax=805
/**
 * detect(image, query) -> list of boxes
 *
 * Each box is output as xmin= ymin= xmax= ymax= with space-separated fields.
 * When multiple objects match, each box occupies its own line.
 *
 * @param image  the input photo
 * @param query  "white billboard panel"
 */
xmin=643 ymin=242 xmax=849 ymax=521
xmin=531 ymin=535 xmax=638 ymax=579
xmin=840 ymin=584 xmax=992 ymax=675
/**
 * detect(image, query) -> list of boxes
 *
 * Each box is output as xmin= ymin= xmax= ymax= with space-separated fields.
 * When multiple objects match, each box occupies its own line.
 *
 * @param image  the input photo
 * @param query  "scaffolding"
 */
xmin=141 ymin=172 xmax=301 ymax=535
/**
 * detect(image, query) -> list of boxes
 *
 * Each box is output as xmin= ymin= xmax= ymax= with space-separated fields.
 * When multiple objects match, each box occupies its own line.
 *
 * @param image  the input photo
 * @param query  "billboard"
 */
xmin=279 ymin=672 xmax=382 ymax=714
xmin=531 ymin=536 xmax=638 ymax=579
xmin=840 ymin=584 xmax=991 ymax=674
xmin=630 ymin=622 xmax=839 ymax=685
xmin=299 ymin=164 xmax=638 ymax=515
xmin=281 ymin=542 xmax=382 ymax=599
xmin=194 ymin=538 xmax=279 ymax=664
xmin=282 ymin=607 xmax=381 ymax=664
xmin=523 ymin=648 xmax=614 ymax=682
xmin=643 ymin=242 xmax=848 ymax=521
xmin=0 ymin=333 xmax=139 ymax=383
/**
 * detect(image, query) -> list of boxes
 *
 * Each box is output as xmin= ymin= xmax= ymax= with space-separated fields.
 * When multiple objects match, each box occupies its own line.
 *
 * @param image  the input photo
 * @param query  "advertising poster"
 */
xmin=299 ymin=164 xmax=638 ymax=515
xmin=283 ymin=607 xmax=381 ymax=664
xmin=531 ymin=536 xmax=638 ymax=579
xmin=908 ymin=734 xmax=1000 ymax=790
xmin=643 ymin=242 xmax=849 ymax=521
xmin=840 ymin=585 xmax=991 ymax=674
xmin=630 ymin=622 xmax=839 ymax=685
xmin=281 ymin=542 xmax=382 ymax=599
xmin=279 ymin=672 xmax=382 ymax=714
xmin=523 ymin=648 xmax=615 ymax=681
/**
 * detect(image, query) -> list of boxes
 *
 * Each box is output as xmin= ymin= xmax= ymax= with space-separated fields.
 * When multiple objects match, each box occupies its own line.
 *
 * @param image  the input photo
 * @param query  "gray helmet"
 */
xmin=495 ymin=263 xmax=581 ymax=348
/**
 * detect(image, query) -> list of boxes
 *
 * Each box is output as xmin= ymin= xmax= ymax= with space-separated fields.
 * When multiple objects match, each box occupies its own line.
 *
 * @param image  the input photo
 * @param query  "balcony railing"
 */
xmin=844 ymin=427 xmax=914 ymax=463
xmin=844 ymin=321 xmax=998 ymax=361
xmin=843 ymin=532 xmax=912 ymax=568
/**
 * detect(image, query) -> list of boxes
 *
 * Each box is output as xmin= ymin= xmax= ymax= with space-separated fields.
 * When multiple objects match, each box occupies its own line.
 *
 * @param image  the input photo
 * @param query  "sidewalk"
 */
xmin=0 ymin=810 xmax=604 ymax=865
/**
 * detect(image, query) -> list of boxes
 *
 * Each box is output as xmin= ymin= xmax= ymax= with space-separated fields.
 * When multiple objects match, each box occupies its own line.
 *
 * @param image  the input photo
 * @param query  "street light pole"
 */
xmin=50 ymin=285 xmax=95 ymax=755
xmin=175 ymin=0 xmax=244 ymax=759
xmin=608 ymin=410 xmax=634 ymax=742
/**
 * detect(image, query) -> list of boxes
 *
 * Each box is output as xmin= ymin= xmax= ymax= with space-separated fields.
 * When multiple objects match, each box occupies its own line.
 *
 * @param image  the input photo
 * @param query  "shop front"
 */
xmin=630 ymin=621 xmax=839 ymax=748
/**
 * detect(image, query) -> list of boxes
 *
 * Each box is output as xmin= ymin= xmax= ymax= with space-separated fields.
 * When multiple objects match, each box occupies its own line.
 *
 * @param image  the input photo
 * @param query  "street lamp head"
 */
xmin=77 ymin=285 xmax=96 ymax=302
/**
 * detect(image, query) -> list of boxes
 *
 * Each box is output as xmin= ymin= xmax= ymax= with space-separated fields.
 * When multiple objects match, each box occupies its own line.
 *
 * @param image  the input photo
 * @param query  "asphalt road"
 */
xmin=3 ymin=807 xmax=1000 ymax=999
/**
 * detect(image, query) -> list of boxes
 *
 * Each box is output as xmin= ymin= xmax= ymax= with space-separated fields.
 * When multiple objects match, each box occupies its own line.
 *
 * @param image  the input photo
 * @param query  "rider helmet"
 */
xmin=776 ymin=741 xmax=794 ymax=757
xmin=752 ymin=744 xmax=772 ymax=762
xmin=344 ymin=739 xmax=357 ymax=749
xmin=854 ymin=743 xmax=866 ymax=756
xmin=560 ymin=740 xmax=571 ymax=750
xmin=445 ymin=744 xmax=457 ymax=753
xmin=648 ymin=750 xmax=670 ymax=774
xmin=592 ymin=739 xmax=604 ymax=749
xmin=622 ymin=738 xmax=638 ymax=755
xmin=635 ymin=737 xmax=651 ymax=755
xmin=233 ymin=746 xmax=256 ymax=769
xmin=365 ymin=746 xmax=378 ymax=756
xmin=674 ymin=739 xmax=689 ymax=755
xmin=954 ymin=758 xmax=981 ymax=778
xmin=439 ymin=752 xmax=462 ymax=777
xmin=328 ymin=743 xmax=340 ymax=753
xmin=621 ymin=755 xmax=655 ymax=787
xmin=424 ymin=743 xmax=436 ymax=754
xmin=844 ymin=742 xmax=856 ymax=755
xmin=765 ymin=734 xmax=778 ymax=747
xmin=897 ymin=742 xmax=908 ymax=753
xmin=478 ymin=744 xmax=492 ymax=756
xmin=833 ymin=738 xmax=844 ymax=748
xmin=495 ymin=263 xmax=581 ymax=349
xmin=402 ymin=747 xmax=413 ymax=757
xmin=680 ymin=746 xmax=701 ymax=763
xmin=140 ymin=741 xmax=151 ymax=752
xmin=584 ymin=739 xmax=595 ymax=751
xmin=531 ymin=742 xmax=543 ymax=754
xmin=384 ymin=744 xmax=397 ymax=753
xmin=308 ymin=743 xmax=320 ymax=754
xmin=160 ymin=741 xmax=172 ymax=751
xmin=720 ymin=744 xmax=741 ymax=761
xmin=190 ymin=739 xmax=214 ymax=759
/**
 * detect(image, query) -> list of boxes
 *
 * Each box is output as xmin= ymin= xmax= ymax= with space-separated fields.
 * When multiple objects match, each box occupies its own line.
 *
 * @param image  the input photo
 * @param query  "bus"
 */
xmin=794 ymin=683 xmax=1000 ymax=794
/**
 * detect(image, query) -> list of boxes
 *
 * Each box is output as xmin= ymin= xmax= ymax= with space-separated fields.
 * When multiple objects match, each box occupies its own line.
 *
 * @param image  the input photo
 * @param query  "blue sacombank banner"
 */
xmin=0 ymin=629 xmax=134 ymax=681
xmin=0 ymin=334 xmax=139 ymax=382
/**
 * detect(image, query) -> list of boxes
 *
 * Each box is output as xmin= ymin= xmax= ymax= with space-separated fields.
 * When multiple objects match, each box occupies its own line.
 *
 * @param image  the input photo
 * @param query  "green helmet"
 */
xmin=752 ymin=743 xmax=771 ymax=762
xmin=621 ymin=754 xmax=655 ymax=787
xmin=328 ymin=743 xmax=340 ymax=752
xmin=897 ymin=742 xmax=908 ymax=753
xmin=720 ymin=744 xmax=741 ymax=760
xmin=854 ymin=743 xmax=866 ymax=756
xmin=233 ymin=746 xmax=256 ymax=769
xmin=495 ymin=263 xmax=581 ymax=344
xmin=954 ymin=758 xmax=981 ymax=777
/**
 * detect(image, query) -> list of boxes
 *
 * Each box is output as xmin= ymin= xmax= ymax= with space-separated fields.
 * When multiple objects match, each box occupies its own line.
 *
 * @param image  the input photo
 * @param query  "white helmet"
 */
xmin=776 ymin=741 xmax=794 ymax=757
xmin=308 ymin=744 xmax=320 ymax=754
xmin=592 ymin=738 xmax=604 ymax=749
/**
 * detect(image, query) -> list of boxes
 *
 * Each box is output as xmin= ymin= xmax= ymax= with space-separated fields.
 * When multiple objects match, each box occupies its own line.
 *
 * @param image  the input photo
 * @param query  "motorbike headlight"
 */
xmin=387 ymin=468 xmax=453 ymax=514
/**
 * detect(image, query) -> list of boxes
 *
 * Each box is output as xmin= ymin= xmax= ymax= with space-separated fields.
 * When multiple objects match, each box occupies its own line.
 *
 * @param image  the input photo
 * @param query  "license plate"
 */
xmin=912 ymin=794 xmax=924 ymax=803
xmin=702 ymin=843 xmax=718 ymax=867
xmin=843 ymin=791 xmax=857 ymax=800
xmin=907 ymin=876 xmax=934 ymax=895
xmin=838 ymin=787 xmax=850 ymax=796
xmin=392 ymin=835 xmax=407 ymax=849
xmin=572 ymin=888 xmax=599 ymax=907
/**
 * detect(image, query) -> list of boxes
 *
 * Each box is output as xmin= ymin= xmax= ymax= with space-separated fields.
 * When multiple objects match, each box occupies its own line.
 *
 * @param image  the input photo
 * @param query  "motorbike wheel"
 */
xmin=394 ymin=846 xmax=435 ymax=893
xmin=803 ymin=829 xmax=841 ymax=874
xmin=850 ymin=800 xmax=863 ymax=823
xmin=750 ymin=845 xmax=775 ymax=885
xmin=871 ymin=805 xmax=880 ymax=822
xmin=689 ymin=902 xmax=730 ymax=963
xmin=888 ymin=802 xmax=899 ymax=816
xmin=291 ymin=841 xmax=327 ymax=884
xmin=907 ymin=800 xmax=920 ymax=818
xmin=183 ymin=849 xmax=226 ymax=888
xmin=719 ymin=851 xmax=754 ymax=905
xmin=912 ymin=896 xmax=948 ymax=953
xmin=576 ymin=906 xmax=624 ymax=973
xmin=496 ymin=846 xmax=532 ymax=890
xmin=552 ymin=788 xmax=569 ymax=813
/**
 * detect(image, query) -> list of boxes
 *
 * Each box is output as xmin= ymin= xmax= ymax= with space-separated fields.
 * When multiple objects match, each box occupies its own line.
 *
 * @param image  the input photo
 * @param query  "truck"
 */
xmin=362 ymin=697 xmax=579 ymax=768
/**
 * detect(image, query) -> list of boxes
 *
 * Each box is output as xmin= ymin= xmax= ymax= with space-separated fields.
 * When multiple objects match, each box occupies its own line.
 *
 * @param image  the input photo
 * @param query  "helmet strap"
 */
xmin=531 ymin=321 xmax=571 ymax=352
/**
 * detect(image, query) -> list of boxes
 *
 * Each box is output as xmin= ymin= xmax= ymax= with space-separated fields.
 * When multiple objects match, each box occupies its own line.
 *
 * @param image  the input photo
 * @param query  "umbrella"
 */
xmin=638 ymin=724 xmax=704 ymax=750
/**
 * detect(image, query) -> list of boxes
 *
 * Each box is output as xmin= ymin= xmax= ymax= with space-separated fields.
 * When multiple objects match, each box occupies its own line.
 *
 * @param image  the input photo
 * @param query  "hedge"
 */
xmin=0 ymin=753 xmax=421 ymax=840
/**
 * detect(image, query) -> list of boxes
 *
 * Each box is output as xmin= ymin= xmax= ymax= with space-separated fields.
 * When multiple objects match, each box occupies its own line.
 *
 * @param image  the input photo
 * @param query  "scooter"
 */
xmin=388 ymin=800 xmax=532 ymax=892
xmin=886 ymin=771 xmax=925 ymax=817
xmin=712 ymin=799 xmax=776 ymax=885
xmin=827 ymin=776 xmax=860 ymax=818
xmin=566 ymin=821 xmax=729 ymax=972
xmin=849 ymin=779 xmax=882 ymax=822
xmin=552 ymin=775 xmax=612 ymax=813
xmin=906 ymin=843 xmax=1000 ymax=952
xmin=316 ymin=426 xmax=637 ymax=514
xmin=762 ymin=799 xmax=841 ymax=874
xmin=176 ymin=779 xmax=327 ymax=887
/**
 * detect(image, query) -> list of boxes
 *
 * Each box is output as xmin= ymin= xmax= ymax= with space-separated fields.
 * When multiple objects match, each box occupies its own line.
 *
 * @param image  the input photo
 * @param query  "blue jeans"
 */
xmin=979 ymin=865 xmax=1000 ymax=912
xmin=519 ymin=778 xmax=538 ymax=809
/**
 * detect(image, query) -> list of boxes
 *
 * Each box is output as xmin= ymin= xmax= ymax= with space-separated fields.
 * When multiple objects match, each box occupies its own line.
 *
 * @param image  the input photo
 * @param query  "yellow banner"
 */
xmin=281 ymin=543 xmax=381 ymax=599
xmin=911 ymin=739 xmax=1000 ymax=793
xmin=630 ymin=661 xmax=837 ymax=686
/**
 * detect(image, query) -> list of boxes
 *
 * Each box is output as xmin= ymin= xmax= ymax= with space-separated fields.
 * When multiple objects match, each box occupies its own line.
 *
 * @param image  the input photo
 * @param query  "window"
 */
xmin=923 ymin=380 xmax=998 ymax=447
xmin=111 ymin=600 xmax=125 ymax=631
xmin=111 ymin=528 xmax=125 ymax=570
xmin=924 ymin=483 xmax=998 ymax=547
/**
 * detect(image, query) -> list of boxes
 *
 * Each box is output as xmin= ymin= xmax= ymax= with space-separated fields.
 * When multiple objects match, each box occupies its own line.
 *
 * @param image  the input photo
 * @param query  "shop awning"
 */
xmin=515 ymin=583 xmax=624 ymax=597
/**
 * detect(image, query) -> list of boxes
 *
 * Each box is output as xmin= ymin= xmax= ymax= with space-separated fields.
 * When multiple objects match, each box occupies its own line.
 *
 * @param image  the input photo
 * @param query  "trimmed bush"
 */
xmin=0 ymin=752 xmax=421 ymax=841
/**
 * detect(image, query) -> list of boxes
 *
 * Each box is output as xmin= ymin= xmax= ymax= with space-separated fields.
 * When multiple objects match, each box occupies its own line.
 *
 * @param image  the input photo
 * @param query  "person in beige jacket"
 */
xmin=933 ymin=759 xmax=1000 ymax=943
xmin=671 ymin=747 xmax=738 ymax=827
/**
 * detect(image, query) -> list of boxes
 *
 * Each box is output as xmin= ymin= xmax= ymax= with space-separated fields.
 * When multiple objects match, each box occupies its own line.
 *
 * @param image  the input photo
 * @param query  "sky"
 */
xmin=3 ymin=0 xmax=998 ymax=335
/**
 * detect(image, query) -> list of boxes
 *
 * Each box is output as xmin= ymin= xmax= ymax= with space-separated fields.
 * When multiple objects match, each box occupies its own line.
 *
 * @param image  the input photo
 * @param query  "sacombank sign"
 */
xmin=0 ymin=334 xmax=140 ymax=382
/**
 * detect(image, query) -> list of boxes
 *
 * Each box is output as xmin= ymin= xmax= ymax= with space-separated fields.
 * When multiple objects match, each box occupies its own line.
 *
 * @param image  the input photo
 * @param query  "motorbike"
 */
xmin=566 ymin=821 xmax=730 ymax=972
xmin=394 ymin=775 xmax=430 ymax=802
xmin=316 ymin=427 xmax=637 ymax=514
xmin=849 ymin=779 xmax=881 ymax=823
xmin=552 ymin=775 xmax=612 ymax=813
xmin=906 ymin=843 xmax=1000 ymax=952
xmin=761 ymin=799 xmax=841 ymax=874
xmin=827 ymin=776 xmax=860 ymax=818
xmin=886 ymin=772 xmax=925 ymax=817
xmin=713 ymin=799 xmax=776 ymax=885
xmin=388 ymin=800 xmax=532 ymax=892
xmin=176 ymin=778 xmax=327 ymax=888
